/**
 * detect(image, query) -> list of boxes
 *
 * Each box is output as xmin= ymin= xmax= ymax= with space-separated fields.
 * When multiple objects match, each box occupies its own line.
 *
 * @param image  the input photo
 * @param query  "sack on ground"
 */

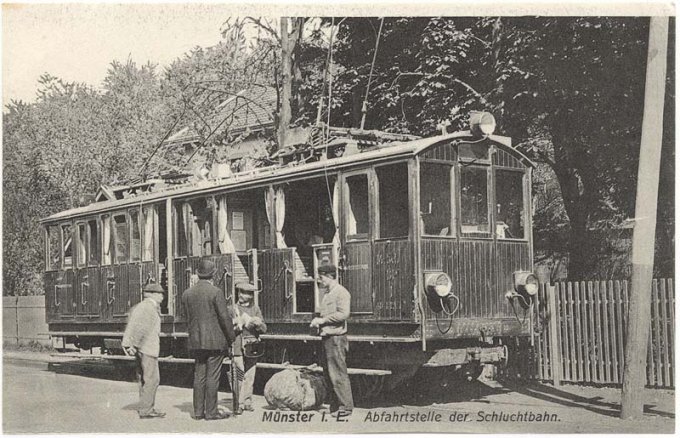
xmin=264 ymin=368 xmax=327 ymax=410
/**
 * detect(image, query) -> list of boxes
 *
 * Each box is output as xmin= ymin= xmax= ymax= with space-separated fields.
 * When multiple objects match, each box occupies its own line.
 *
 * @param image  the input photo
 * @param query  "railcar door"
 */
xmin=74 ymin=220 xmax=101 ymax=318
xmin=340 ymin=171 xmax=374 ymax=314
xmin=258 ymin=248 xmax=296 ymax=322
xmin=45 ymin=223 xmax=76 ymax=320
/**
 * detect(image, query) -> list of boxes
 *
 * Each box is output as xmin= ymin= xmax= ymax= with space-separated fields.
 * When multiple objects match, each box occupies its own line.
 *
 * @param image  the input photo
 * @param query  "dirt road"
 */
xmin=3 ymin=354 xmax=674 ymax=434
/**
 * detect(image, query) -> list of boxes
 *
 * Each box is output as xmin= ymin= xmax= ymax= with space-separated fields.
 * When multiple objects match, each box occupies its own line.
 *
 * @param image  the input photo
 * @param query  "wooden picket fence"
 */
xmin=533 ymin=279 xmax=674 ymax=389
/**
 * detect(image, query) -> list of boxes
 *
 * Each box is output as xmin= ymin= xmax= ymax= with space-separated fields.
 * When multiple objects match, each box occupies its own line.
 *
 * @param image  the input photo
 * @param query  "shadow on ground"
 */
xmin=502 ymin=380 xmax=675 ymax=419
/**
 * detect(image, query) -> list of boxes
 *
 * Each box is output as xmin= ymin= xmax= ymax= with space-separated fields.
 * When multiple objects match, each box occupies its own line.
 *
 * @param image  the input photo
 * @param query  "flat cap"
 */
xmin=317 ymin=264 xmax=337 ymax=275
xmin=235 ymin=282 xmax=258 ymax=293
xmin=143 ymin=283 xmax=165 ymax=294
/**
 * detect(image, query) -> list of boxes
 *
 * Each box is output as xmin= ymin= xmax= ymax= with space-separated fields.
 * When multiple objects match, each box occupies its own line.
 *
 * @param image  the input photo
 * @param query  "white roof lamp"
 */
xmin=469 ymin=111 xmax=496 ymax=138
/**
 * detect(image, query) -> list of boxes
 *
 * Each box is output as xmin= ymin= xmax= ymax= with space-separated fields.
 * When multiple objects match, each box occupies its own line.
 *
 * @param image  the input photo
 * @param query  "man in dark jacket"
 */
xmin=181 ymin=258 xmax=236 ymax=420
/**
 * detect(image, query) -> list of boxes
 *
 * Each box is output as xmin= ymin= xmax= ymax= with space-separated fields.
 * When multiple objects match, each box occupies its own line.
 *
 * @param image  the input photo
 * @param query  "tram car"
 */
xmin=42 ymin=112 xmax=538 ymax=387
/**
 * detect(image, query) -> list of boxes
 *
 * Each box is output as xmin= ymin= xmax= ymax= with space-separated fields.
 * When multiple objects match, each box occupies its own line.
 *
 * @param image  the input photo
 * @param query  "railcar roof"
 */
xmin=41 ymin=131 xmax=531 ymax=224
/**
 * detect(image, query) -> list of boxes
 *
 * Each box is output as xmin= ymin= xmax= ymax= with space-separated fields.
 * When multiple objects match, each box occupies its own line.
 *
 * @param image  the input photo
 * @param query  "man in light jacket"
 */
xmin=310 ymin=264 xmax=354 ymax=416
xmin=122 ymin=283 xmax=166 ymax=419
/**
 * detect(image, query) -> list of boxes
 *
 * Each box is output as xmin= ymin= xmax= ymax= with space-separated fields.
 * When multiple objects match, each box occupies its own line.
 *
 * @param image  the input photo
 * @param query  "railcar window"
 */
xmin=130 ymin=209 xmax=142 ymax=262
xmin=61 ymin=224 xmax=73 ymax=268
xmin=175 ymin=204 xmax=188 ymax=257
xmin=113 ymin=214 xmax=129 ymax=263
xmin=376 ymin=163 xmax=409 ymax=238
xmin=46 ymin=225 xmax=61 ymax=270
xmin=142 ymin=206 xmax=154 ymax=261
xmin=88 ymin=219 xmax=100 ymax=265
xmin=189 ymin=199 xmax=213 ymax=256
xmin=460 ymin=166 xmax=490 ymax=235
xmin=345 ymin=174 xmax=369 ymax=240
xmin=102 ymin=214 xmax=113 ymax=265
xmin=77 ymin=223 xmax=87 ymax=267
xmin=495 ymin=170 xmax=525 ymax=239
xmin=458 ymin=142 xmax=490 ymax=162
xmin=420 ymin=163 xmax=452 ymax=236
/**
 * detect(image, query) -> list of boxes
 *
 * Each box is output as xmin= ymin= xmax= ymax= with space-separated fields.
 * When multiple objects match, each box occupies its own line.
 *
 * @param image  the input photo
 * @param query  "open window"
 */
xmin=495 ymin=169 xmax=526 ymax=239
xmin=76 ymin=223 xmax=87 ymax=267
xmin=460 ymin=166 xmax=490 ymax=236
xmin=62 ymin=224 xmax=73 ymax=268
xmin=344 ymin=174 xmax=369 ymax=241
xmin=113 ymin=213 xmax=128 ymax=263
xmin=377 ymin=163 xmax=409 ymax=239
xmin=420 ymin=162 xmax=453 ymax=236
xmin=46 ymin=225 xmax=61 ymax=271
xmin=189 ymin=198 xmax=214 ymax=256
xmin=130 ymin=209 xmax=142 ymax=262
xmin=102 ymin=214 xmax=113 ymax=265
xmin=174 ymin=203 xmax=188 ymax=257
xmin=88 ymin=219 xmax=100 ymax=266
xmin=142 ymin=206 xmax=155 ymax=262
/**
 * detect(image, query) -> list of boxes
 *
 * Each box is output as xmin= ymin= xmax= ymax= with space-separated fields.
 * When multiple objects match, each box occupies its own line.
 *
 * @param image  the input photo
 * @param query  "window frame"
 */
xmin=375 ymin=161 xmax=411 ymax=241
xmin=341 ymin=169 xmax=374 ymax=242
xmin=112 ymin=211 xmax=129 ymax=265
xmin=458 ymin=163 xmax=492 ymax=238
xmin=419 ymin=159 xmax=457 ymax=238
xmin=129 ymin=207 xmax=142 ymax=263
xmin=493 ymin=165 xmax=530 ymax=242
xmin=61 ymin=222 xmax=74 ymax=269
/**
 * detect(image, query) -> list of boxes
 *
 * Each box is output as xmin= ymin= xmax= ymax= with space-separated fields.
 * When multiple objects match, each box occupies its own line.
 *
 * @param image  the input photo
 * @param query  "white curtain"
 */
xmin=275 ymin=187 xmax=287 ymax=248
xmin=217 ymin=195 xmax=236 ymax=254
xmin=264 ymin=188 xmax=274 ymax=247
xmin=345 ymin=181 xmax=358 ymax=236
xmin=102 ymin=216 xmax=111 ymax=264
xmin=143 ymin=207 xmax=154 ymax=261
xmin=332 ymin=180 xmax=340 ymax=246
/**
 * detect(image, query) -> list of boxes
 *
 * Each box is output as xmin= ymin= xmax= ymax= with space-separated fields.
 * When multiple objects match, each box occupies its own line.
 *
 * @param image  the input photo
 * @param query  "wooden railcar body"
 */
xmin=42 ymin=128 xmax=535 ymax=374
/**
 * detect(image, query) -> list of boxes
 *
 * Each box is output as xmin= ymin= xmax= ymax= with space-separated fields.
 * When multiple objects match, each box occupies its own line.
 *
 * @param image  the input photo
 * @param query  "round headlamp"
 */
xmin=424 ymin=272 xmax=453 ymax=298
xmin=513 ymin=271 xmax=539 ymax=296
xmin=469 ymin=111 xmax=496 ymax=137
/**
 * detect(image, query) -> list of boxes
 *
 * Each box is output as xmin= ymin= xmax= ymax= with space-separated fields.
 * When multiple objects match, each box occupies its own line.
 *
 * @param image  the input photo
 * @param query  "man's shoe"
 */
xmin=139 ymin=410 xmax=166 ymax=419
xmin=205 ymin=412 xmax=230 ymax=420
xmin=192 ymin=415 xmax=205 ymax=420
xmin=242 ymin=405 xmax=254 ymax=412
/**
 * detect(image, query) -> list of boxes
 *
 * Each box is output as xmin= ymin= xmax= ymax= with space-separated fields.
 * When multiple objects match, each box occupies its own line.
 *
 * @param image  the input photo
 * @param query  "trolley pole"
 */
xmin=620 ymin=16 xmax=668 ymax=420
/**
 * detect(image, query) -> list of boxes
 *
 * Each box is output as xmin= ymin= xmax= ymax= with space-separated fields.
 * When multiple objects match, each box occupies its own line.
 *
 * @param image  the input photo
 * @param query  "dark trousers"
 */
xmin=135 ymin=352 xmax=160 ymax=416
xmin=321 ymin=335 xmax=354 ymax=411
xmin=191 ymin=350 xmax=225 ymax=418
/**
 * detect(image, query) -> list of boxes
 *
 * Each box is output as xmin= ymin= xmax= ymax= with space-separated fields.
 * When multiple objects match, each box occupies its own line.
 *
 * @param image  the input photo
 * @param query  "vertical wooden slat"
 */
xmin=587 ymin=281 xmax=598 ymax=382
xmin=559 ymin=283 xmax=570 ymax=381
xmin=600 ymin=281 xmax=612 ymax=383
xmin=573 ymin=282 xmax=583 ymax=382
xmin=581 ymin=281 xmax=591 ymax=382
xmin=615 ymin=280 xmax=625 ymax=382
xmin=593 ymin=281 xmax=604 ymax=382
xmin=547 ymin=284 xmax=561 ymax=386
xmin=567 ymin=282 xmax=577 ymax=382
xmin=607 ymin=280 xmax=619 ymax=384
xmin=653 ymin=280 xmax=663 ymax=386
xmin=659 ymin=279 xmax=670 ymax=387
xmin=668 ymin=279 xmax=674 ymax=388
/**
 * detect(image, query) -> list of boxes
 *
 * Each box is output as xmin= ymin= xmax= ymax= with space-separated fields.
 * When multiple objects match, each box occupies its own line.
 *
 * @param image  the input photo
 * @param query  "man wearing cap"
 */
xmin=122 ymin=283 xmax=166 ymax=419
xmin=310 ymin=264 xmax=354 ymax=416
xmin=231 ymin=282 xmax=267 ymax=413
xmin=181 ymin=258 xmax=236 ymax=420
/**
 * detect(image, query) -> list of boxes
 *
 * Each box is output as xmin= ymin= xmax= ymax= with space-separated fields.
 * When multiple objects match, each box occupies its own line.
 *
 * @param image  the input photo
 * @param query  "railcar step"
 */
xmin=49 ymin=352 xmax=231 ymax=365
xmin=255 ymin=362 xmax=391 ymax=376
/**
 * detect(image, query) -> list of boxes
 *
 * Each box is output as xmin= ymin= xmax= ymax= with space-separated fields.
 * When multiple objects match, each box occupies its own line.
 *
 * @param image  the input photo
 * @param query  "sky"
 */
xmin=2 ymin=3 xmax=255 ymax=106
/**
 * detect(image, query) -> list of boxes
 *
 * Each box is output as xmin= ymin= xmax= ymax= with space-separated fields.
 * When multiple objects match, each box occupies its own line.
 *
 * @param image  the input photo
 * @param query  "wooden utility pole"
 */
xmin=278 ymin=17 xmax=292 ymax=150
xmin=620 ymin=16 xmax=669 ymax=420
